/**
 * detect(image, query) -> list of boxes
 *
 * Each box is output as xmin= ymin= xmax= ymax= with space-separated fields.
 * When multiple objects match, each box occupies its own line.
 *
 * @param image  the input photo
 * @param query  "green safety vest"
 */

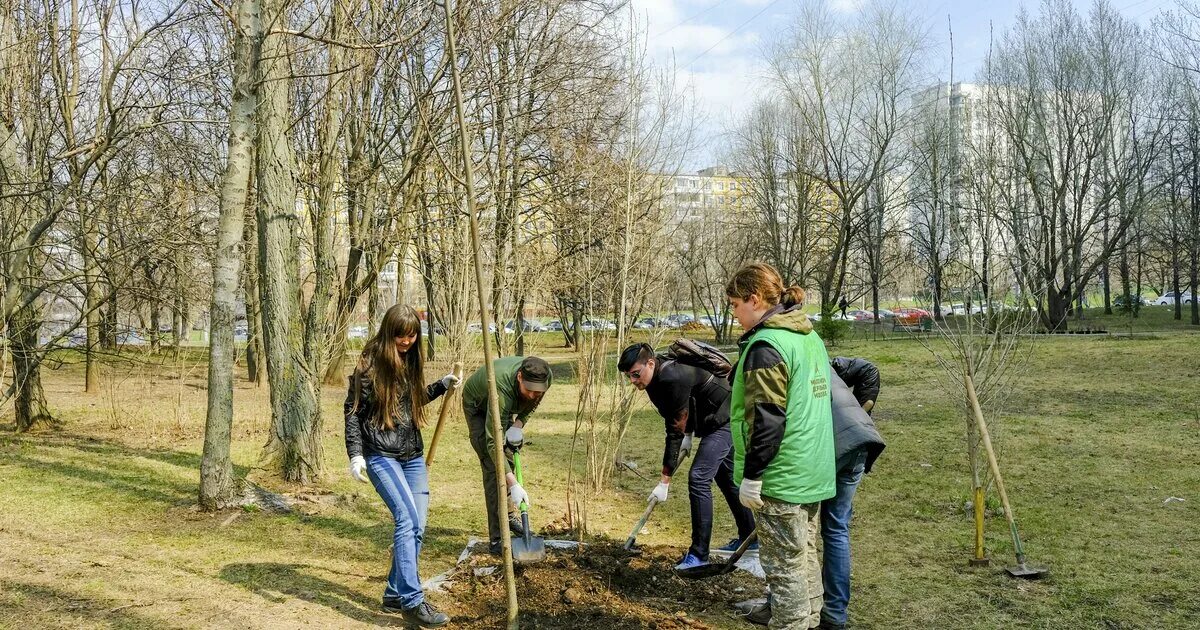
xmin=731 ymin=326 xmax=836 ymax=505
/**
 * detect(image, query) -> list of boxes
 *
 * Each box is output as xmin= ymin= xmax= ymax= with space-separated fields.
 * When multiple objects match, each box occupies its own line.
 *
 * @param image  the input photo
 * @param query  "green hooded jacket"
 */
xmin=731 ymin=306 xmax=836 ymax=504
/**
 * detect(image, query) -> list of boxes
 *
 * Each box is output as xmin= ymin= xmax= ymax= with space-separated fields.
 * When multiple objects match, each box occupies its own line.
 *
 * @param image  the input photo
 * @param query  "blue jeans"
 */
xmin=819 ymin=448 xmax=867 ymax=626
xmin=687 ymin=425 xmax=755 ymax=559
xmin=366 ymin=454 xmax=430 ymax=608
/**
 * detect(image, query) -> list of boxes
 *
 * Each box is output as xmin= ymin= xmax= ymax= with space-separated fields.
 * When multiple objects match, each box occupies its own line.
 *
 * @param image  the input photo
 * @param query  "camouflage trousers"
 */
xmin=756 ymin=498 xmax=823 ymax=630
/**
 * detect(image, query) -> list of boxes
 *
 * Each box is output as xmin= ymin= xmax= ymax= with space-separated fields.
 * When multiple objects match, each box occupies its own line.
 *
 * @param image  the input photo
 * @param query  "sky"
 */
xmin=630 ymin=0 xmax=1174 ymax=170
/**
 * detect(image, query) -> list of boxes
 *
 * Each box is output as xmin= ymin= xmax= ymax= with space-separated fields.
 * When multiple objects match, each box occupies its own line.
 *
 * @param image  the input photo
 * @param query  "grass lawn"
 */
xmin=1 ymin=331 xmax=1197 ymax=628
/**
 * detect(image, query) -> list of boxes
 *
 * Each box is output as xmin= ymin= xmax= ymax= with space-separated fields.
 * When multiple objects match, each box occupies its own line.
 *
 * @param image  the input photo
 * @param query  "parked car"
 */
xmin=544 ymin=320 xmax=564 ymax=331
xmin=348 ymin=325 xmax=369 ymax=339
xmin=845 ymin=309 xmax=874 ymax=321
xmin=503 ymin=319 xmax=544 ymax=333
xmin=633 ymin=317 xmax=660 ymax=329
xmin=893 ymin=307 xmax=931 ymax=319
xmin=1113 ymin=294 xmax=1149 ymax=309
xmin=662 ymin=313 xmax=694 ymax=328
xmin=466 ymin=322 xmax=498 ymax=334
xmin=949 ymin=303 xmax=984 ymax=316
xmin=580 ymin=319 xmax=616 ymax=331
xmin=1154 ymin=291 xmax=1194 ymax=305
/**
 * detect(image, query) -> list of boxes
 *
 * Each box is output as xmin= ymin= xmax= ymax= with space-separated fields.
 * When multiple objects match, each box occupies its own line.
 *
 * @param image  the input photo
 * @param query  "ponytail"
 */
xmin=781 ymin=286 xmax=805 ymax=308
xmin=726 ymin=262 xmax=804 ymax=309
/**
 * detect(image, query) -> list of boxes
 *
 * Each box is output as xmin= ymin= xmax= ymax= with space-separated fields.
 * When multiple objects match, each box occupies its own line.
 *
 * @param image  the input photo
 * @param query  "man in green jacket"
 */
xmin=461 ymin=356 xmax=552 ymax=555
xmin=727 ymin=262 xmax=835 ymax=629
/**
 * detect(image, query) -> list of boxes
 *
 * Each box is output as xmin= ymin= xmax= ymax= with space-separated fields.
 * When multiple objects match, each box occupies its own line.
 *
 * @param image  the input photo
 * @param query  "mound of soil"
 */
xmin=440 ymin=540 xmax=762 ymax=629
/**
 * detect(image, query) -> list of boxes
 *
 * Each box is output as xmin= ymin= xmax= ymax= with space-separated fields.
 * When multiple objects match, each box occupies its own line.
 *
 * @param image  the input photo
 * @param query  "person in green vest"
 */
xmin=461 ymin=355 xmax=552 ymax=555
xmin=726 ymin=262 xmax=836 ymax=630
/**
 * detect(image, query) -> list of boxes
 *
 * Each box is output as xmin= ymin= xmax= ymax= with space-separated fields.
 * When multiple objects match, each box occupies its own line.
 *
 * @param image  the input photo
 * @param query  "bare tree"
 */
xmin=200 ymin=0 xmax=262 ymax=509
xmin=982 ymin=0 xmax=1166 ymax=331
xmin=770 ymin=1 xmax=926 ymax=316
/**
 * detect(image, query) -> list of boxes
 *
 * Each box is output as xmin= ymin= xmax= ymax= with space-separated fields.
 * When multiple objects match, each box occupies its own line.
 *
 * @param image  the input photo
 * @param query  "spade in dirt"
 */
xmin=510 ymin=448 xmax=546 ymax=564
xmin=675 ymin=530 xmax=757 ymax=579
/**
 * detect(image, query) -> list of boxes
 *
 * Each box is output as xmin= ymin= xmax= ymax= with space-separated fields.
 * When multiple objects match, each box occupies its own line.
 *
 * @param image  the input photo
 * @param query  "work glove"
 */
xmin=739 ymin=478 xmax=764 ymax=509
xmin=680 ymin=434 xmax=694 ymax=458
xmin=439 ymin=373 xmax=461 ymax=389
xmin=649 ymin=481 xmax=669 ymax=503
xmin=505 ymin=425 xmax=524 ymax=448
xmin=509 ymin=482 xmax=530 ymax=509
xmin=349 ymin=455 xmax=369 ymax=484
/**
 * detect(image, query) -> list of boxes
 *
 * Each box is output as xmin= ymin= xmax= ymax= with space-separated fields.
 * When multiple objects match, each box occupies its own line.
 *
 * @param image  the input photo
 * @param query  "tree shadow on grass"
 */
xmin=219 ymin=562 xmax=405 ymax=626
xmin=0 ymin=580 xmax=182 ymax=629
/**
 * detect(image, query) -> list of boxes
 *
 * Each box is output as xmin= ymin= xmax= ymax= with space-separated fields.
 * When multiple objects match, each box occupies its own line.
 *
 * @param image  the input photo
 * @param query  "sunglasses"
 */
xmin=626 ymin=369 xmax=642 ymax=380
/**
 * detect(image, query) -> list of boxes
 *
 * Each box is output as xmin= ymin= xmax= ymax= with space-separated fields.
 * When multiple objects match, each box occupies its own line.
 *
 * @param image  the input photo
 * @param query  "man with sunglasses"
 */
xmin=618 ymin=343 xmax=756 ymax=570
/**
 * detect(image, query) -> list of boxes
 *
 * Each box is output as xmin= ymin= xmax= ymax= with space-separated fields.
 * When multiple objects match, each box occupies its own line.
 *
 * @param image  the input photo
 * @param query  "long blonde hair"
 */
xmin=356 ymin=304 xmax=431 ymax=430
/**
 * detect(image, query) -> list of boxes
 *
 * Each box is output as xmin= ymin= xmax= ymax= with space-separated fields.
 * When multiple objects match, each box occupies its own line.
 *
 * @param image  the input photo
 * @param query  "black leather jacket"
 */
xmin=344 ymin=371 xmax=448 ymax=461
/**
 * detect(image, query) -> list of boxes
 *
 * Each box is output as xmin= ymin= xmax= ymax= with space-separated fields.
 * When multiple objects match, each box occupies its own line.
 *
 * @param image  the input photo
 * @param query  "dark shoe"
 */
xmin=745 ymin=601 xmax=770 ymax=626
xmin=508 ymin=516 xmax=526 ymax=537
xmin=717 ymin=537 xmax=760 ymax=553
xmin=488 ymin=540 xmax=502 ymax=556
xmin=387 ymin=600 xmax=449 ymax=628
xmin=817 ymin=618 xmax=845 ymax=630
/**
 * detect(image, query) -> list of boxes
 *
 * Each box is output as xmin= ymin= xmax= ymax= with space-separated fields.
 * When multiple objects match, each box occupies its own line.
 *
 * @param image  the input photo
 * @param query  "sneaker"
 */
xmin=674 ymin=552 xmax=706 ymax=571
xmin=508 ymin=516 xmax=526 ymax=537
xmin=717 ymin=537 xmax=760 ymax=553
xmin=488 ymin=540 xmax=502 ymax=556
xmin=396 ymin=601 xmax=450 ymax=628
xmin=817 ymin=617 xmax=845 ymax=630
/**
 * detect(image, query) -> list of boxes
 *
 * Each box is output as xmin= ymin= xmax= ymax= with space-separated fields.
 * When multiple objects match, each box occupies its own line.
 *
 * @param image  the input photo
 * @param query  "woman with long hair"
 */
xmin=344 ymin=304 xmax=459 ymax=627
xmin=726 ymin=262 xmax=836 ymax=629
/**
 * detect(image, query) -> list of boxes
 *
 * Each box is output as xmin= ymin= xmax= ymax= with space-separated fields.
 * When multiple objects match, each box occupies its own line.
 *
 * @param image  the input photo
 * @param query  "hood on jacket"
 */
xmin=747 ymin=304 xmax=814 ymax=336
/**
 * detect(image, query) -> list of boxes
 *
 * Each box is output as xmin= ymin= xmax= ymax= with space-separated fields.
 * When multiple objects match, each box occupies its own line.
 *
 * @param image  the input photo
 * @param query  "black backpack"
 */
xmin=658 ymin=338 xmax=732 ymax=379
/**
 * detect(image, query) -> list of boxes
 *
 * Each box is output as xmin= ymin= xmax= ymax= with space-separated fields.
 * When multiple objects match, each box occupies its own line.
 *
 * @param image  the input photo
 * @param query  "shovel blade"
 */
xmin=675 ymin=562 xmax=735 ymax=580
xmin=1006 ymin=563 xmax=1048 ymax=579
xmin=511 ymin=535 xmax=547 ymax=564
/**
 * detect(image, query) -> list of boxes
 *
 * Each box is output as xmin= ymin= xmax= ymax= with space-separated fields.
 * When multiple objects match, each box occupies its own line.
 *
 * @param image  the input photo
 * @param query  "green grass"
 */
xmin=1 ymin=333 xmax=1198 ymax=628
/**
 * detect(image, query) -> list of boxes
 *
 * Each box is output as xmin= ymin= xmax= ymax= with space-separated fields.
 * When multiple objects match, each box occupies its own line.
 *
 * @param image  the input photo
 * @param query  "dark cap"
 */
xmin=519 ymin=357 xmax=551 ymax=392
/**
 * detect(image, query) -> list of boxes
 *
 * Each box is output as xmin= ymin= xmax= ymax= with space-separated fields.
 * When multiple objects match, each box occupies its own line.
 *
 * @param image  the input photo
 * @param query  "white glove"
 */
xmin=505 ymin=425 xmax=524 ymax=448
xmin=649 ymin=481 xmax=669 ymax=503
xmin=739 ymin=478 xmax=764 ymax=509
xmin=440 ymin=373 xmax=461 ymax=389
xmin=349 ymin=456 xmax=369 ymax=483
xmin=509 ymin=482 xmax=530 ymax=509
xmin=680 ymin=434 xmax=694 ymax=457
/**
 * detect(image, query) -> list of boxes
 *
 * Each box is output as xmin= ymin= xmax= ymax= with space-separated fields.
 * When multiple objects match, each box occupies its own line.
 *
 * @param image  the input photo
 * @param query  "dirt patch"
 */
xmin=439 ymin=539 xmax=762 ymax=629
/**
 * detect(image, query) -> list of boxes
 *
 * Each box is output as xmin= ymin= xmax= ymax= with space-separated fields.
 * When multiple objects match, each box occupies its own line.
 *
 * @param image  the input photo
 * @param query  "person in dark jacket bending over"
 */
xmin=820 ymin=358 xmax=885 ymax=629
xmin=461 ymin=355 xmax=552 ymax=555
xmin=618 ymin=343 xmax=756 ymax=570
xmin=745 ymin=357 xmax=885 ymax=629
xmin=344 ymin=304 xmax=459 ymax=628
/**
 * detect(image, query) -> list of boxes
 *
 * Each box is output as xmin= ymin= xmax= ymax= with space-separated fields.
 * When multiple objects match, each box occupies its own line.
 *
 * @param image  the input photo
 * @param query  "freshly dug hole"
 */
xmin=440 ymin=540 xmax=762 ymax=629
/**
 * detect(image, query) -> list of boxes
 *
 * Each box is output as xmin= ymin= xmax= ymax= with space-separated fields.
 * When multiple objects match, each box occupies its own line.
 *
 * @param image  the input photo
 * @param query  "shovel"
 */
xmin=510 ymin=449 xmax=546 ymax=564
xmin=675 ymin=529 xmax=756 ymax=579
xmin=966 ymin=372 xmax=1048 ymax=579
xmin=623 ymin=439 xmax=693 ymax=551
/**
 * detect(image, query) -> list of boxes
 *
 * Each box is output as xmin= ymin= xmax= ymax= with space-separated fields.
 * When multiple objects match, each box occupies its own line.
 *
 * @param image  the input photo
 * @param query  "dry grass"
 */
xmin=1 ymin=332 xmax=1198 ymax=628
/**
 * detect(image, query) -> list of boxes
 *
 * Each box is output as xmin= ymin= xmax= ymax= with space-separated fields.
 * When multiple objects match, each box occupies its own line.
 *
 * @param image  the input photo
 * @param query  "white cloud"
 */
xmin=632 ymin=0 xmax=778 ymax=168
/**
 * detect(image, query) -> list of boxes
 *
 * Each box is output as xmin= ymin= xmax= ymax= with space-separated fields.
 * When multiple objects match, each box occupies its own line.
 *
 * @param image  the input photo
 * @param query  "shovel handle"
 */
xmin=724 ymin=529 xmax=758 ymax=566
xmin=512 ymin=449 xmax=528 ymax=511
xmin=622 ymin=446 xmax=690 ymax=550
xmin=425 ymin=361 xmax=463 ymax=470
xmin=624 ymin=497 xmax=659 ymax=550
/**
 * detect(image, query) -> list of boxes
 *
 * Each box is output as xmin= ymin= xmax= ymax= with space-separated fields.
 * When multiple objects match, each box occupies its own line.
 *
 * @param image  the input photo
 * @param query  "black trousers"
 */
xmin=687 ymin=424 xmax=756 ymax=559
xmin=465 ymin=408 xmax=516 ymax=544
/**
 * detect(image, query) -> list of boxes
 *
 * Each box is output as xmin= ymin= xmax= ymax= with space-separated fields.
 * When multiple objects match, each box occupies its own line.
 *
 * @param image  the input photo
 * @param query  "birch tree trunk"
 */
xmin=200 ymin=0 xmax=262 ymax=509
